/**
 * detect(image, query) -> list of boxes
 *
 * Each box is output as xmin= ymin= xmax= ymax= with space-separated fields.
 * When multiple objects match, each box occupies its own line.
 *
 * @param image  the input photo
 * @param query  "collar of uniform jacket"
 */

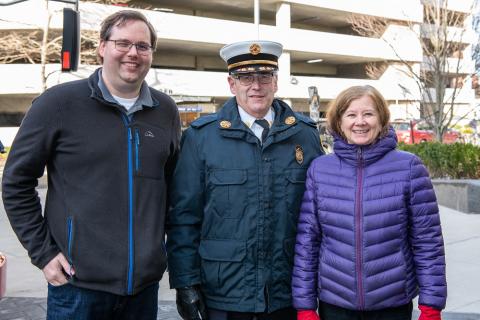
xmin=216 ymin=97 xmax=302 ymax=146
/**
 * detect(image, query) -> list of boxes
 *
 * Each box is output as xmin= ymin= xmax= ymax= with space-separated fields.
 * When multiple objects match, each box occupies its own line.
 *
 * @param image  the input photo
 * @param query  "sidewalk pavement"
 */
xmin=1 ymin=187 xmax=480 ymax=319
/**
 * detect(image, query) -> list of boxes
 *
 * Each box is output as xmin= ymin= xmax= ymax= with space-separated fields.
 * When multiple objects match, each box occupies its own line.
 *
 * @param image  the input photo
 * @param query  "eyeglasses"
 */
xmin=232 ymin=72 xmax=276 ymax=86
xmin=106 ymin=39 xmax=154 ymax=55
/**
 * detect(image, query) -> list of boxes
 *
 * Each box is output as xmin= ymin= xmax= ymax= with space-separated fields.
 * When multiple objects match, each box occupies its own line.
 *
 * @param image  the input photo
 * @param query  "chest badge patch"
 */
xmin=295 ymin=145 xmax=304 ymax=165
xmin=220 ymin=120 xmax=231 ymax=128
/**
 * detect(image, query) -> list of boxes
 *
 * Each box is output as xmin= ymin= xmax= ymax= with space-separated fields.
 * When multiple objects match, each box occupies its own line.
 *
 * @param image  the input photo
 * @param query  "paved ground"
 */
xmin=1 ymin=184 xmax=480 ymax=319
xmin=0 ymin=298 xmax=180 ymax=320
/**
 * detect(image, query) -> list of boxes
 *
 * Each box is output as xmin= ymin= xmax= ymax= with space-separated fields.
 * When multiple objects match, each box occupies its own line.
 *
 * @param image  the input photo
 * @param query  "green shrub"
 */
xmin=397 ymin=142 xmax=480 ymax=179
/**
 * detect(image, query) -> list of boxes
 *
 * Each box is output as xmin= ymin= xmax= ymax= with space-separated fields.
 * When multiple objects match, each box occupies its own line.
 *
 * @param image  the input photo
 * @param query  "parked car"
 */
xmin=391 ymin=120 xmax=462 ymax=144
xmin=441 ymin=128 xmax=463 ymax=144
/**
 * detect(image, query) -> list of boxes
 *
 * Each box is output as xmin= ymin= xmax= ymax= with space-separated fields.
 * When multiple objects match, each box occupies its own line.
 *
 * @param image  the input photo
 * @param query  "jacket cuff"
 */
xmin=35 ymin=247 xmax=61 ymax=270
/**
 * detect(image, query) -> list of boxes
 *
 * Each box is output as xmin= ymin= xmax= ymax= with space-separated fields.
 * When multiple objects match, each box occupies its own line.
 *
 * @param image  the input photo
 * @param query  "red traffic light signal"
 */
xmin=61 ymin=8 xmax=80 ymax=71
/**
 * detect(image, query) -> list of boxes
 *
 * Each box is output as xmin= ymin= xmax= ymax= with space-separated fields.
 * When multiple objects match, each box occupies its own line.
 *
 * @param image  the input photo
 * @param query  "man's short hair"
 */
xmin=97 ymin=10 xmax=157 ymax=63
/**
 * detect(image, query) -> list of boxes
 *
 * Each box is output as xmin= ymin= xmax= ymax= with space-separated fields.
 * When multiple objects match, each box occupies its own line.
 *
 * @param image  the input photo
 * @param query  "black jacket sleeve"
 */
xmin=2 ymin=88 xmax=61 ymax=269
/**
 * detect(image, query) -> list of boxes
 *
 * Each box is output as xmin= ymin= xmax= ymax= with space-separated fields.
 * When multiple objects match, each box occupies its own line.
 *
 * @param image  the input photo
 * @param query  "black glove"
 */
xmin=176 ymin=286 xmax=208 ymax=320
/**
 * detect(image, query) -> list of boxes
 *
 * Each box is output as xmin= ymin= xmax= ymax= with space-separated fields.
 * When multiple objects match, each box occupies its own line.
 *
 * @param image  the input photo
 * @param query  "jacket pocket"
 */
xmin=208 ymin=169 xmax=248 ymax=218
xmin=199 ymin=239 xmax=246 ymax=298
xmin=134 ymin=125 xmax=170 ymax=180
xmin=284 ymin=168 xmax=307 ymax=216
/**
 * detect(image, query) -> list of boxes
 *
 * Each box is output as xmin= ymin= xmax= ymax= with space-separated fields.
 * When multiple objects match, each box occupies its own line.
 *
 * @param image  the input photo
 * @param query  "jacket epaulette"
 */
xmin=191 ymin=114 xmax=218 ymax=129
xmin=295 ymin=113 xmax=317 ymax=128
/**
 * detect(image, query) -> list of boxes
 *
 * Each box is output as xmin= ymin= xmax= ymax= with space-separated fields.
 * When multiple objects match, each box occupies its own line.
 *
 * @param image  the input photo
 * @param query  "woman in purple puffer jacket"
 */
xmin=292 ymin=85 xmax=446 ymax=320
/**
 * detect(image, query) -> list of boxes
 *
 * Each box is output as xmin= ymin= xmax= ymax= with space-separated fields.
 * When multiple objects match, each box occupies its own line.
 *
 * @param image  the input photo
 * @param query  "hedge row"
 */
xmin=397 ymin=142 xmax=480 ymax=179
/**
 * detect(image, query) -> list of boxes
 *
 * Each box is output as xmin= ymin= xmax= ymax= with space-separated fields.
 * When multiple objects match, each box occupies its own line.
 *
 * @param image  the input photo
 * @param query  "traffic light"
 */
xmin=61 ymin=8 xmax=80 ymax=71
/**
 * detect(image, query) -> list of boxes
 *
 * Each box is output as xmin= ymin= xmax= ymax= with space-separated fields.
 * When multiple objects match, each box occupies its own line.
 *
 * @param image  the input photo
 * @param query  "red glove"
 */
xmin=297 ymin=310 xmax=320 ymax=320
xmin=418 ymin=305 xmax=441 ymax=320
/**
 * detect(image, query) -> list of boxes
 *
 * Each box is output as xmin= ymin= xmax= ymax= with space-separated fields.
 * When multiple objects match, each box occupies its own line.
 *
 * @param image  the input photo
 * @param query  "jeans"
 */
xmin=47 ymin=282 xmax=159 ymax=320
xmin=318 ymin=301 xmax=413 ymax=320
xmin=208 ymin=307 xmax=296 ymax=320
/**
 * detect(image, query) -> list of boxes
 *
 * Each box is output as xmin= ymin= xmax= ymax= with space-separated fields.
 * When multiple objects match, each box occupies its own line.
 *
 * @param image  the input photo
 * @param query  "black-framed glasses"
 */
xmin=106 ymin=39 xmax=154 ymax=55
xmin=232 ymin=72 xmax=276 ymax=86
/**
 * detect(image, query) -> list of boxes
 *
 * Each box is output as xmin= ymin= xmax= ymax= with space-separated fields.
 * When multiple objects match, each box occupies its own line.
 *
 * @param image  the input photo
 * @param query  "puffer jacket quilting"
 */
xmin=292 ymin=128 xmax=446 ymax=311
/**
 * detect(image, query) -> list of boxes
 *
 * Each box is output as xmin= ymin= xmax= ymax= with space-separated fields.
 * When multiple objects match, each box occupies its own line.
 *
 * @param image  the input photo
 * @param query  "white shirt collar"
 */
xmin=237 ymin=106 xmax=275 ymax=129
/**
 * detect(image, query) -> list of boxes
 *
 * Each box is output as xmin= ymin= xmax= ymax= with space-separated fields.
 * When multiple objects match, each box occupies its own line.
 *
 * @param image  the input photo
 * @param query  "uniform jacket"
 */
xmin=167 ymin=97 xmax=323 ymax=313
xmin=292 ymin=128 xmax=446 ymax=311
xmin=2 ymin=68 xmax=181 ymax=296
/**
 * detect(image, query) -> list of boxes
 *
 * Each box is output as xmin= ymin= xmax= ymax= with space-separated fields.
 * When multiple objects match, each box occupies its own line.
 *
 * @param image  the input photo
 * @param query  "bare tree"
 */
xmin=0 ymin=0 xmax=132 ymax=91
xmin=349 ymin=0 xmax=476 ymax=142
xmin=0 ymin=0 xmax=60 ymax=91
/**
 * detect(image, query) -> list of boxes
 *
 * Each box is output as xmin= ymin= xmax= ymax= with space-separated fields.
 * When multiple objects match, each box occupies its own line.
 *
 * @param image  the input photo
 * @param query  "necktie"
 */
xmin=255 ymin=119 xmax=270 ymax=143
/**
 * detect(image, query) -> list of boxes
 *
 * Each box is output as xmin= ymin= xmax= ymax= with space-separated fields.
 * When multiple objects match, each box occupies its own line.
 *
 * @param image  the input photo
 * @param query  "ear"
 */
xmin=98 ymin=40 xmax=106 ymax=60
xmin=228 ymin=76 xmax=237 ymax=95
xmin=273 ymin=75 xmax=279 ymax=93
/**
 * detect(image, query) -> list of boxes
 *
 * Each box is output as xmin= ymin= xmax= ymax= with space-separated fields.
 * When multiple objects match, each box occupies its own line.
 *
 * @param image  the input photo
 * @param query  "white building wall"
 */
xmin=0 ymin=0 xmax=476 ymax=126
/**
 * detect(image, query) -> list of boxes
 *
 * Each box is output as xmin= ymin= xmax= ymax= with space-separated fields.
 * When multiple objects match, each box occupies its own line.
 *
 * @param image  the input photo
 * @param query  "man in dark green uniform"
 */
xmin=167 ymin=40 xmax=323 ymax=320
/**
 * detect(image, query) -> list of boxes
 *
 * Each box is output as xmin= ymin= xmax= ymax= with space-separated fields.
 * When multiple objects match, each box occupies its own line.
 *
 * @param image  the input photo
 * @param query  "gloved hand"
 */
xmin=418 ymin=305 xmax=441 ymax=320
xmin=176 ymin=286 xmax=208 ymax=320
xmin=297 ymin=310 xmax=320 ymax=320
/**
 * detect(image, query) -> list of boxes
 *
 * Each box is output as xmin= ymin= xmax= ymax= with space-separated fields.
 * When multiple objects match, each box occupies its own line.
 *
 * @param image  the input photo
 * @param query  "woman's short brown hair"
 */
xmin=326 ymin=85 xmax=391 ymax=140
xmin=97 ymin=10 xmax=157 ymax=63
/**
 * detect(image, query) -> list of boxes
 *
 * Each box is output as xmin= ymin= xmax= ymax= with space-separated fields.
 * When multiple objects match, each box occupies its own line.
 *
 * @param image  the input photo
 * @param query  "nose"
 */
xmin=250 ymin=77 xmax=261 ymax=88
xmin=355 ymin=116 xmax=367 ymax=125
xmin=127 ymin=44 xmax=139 ymax=55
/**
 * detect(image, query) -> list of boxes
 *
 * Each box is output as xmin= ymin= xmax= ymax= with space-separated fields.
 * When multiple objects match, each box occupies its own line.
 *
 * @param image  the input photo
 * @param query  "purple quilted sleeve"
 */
xmin=408 ymin=156 xmax=447 ymax=309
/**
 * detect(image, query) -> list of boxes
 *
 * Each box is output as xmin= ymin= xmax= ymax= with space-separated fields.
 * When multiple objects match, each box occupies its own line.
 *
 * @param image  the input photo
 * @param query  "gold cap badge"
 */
xmin=220 ymin=120 xmax=231 ymax=128
xmin=285 ymin=116 xmax=296 ymax=125
xmin=295 ymin=145 xmax=304 ymax=165
xmin=249 ymin=43 xmax=261 ymax=55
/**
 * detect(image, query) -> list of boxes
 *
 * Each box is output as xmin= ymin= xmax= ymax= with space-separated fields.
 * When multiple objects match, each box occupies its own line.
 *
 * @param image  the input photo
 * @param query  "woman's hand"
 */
xmin=418 ymin=305 xmax=441 ymax=320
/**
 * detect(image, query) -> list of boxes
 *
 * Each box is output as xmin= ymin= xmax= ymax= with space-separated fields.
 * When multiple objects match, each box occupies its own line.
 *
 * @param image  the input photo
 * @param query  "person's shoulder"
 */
xmin=149 ymin=87 xmax=175 ymax=103
xmin=190 ymin=113 xmax=218 ymax=129
xmin=389 ymin=149 xmax=418 ymax=161
xmin=33 ymin=79 xmax=88 ymax=106
xmin=293 ymin=112 xmax=317 ymax=129
xmin=312 ymin=152 xmax=336 ymax=164
xmin=148 ymin=87 xmax=177 ymax=109
xmin=382 ymin=149 xmax=424 ymax=170
xmin=45 ymin=78 xmax=88 ymax=96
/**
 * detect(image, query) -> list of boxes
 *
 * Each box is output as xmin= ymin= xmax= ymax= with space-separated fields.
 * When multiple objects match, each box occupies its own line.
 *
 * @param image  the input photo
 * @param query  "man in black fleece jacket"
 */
xmin=2 ymin=10 xmax=180 ymax=319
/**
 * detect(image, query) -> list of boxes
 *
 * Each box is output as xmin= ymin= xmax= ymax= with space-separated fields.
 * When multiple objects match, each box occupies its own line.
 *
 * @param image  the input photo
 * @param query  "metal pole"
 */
xmin=410 ymin=119 xmax=415 ymax=144
xmin=254 ymin=0 xmax=259 ymax=39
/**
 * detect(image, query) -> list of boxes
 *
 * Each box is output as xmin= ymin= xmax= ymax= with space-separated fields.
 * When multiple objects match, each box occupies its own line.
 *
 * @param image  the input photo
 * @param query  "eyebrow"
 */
xmin=113 ymin=38 xmax=150 ymax=44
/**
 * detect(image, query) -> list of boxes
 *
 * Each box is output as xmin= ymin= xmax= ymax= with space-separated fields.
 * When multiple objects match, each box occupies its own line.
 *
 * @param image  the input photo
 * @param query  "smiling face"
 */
xmin=227 ymin=73 xmax=278 ymax=118
xmin=340 ymin=95 xmax=381 ymax=145
xmin=98 ymin=20 xmax=153 ymax=98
